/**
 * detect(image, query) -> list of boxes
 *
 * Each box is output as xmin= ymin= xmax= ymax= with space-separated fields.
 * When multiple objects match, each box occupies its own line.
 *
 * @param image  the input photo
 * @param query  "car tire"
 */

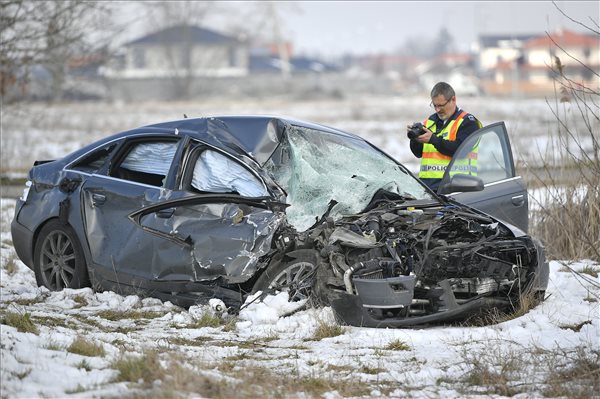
xmin=252 ymin=250 xmax=318 ymax=302
xmin=34 ymin=220 xmax=90 ymax=291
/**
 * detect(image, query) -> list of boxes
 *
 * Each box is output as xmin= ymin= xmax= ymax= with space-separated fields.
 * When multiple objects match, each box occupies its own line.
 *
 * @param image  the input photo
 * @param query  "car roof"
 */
xmin=65 ymin=115 xmax=364 ymax=166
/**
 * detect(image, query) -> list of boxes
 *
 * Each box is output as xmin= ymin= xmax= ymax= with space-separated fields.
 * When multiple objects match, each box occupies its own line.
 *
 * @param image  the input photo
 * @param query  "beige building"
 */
xmin=477 ymin=34 xmax=537 ymax=73
xmin=103 ymin=25 xmax=248 ymax=79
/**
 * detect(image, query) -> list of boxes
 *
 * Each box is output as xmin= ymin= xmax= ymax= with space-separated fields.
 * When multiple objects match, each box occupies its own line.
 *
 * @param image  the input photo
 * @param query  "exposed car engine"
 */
xmin=305 ymin=198 xmax=540 ymax=327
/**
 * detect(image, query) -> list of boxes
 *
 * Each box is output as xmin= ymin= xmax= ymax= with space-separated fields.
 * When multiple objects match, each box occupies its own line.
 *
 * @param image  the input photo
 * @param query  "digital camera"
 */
xmin=407 ymin=122 xmax=425 ymax=139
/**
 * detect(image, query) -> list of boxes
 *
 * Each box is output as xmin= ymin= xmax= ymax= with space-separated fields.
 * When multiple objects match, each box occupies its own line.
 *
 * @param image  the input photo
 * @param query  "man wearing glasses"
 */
xmin=408 ymin=81 xmax=482 ymax=191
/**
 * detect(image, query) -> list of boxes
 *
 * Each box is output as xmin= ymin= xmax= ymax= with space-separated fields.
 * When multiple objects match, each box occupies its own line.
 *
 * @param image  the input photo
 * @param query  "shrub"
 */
xmin=526 ymin=22 xmax=600 ymax=262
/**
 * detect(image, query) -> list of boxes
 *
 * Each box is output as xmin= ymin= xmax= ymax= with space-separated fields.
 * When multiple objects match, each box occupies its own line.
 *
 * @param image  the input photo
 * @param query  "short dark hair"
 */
xmin=431 ymin=82 xmax=455 ymax=100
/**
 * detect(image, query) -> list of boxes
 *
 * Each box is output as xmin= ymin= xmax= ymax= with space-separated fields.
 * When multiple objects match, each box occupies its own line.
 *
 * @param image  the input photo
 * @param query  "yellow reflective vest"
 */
xmin=418 ymin=111 xmax=481 ymax=180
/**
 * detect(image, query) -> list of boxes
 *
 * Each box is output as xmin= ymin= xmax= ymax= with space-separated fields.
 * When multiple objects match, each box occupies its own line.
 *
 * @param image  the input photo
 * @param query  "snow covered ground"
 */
xmin=1 ymin=197 xmax=598 ymax=398
xmin=1 ymin=96 xmax=598 ymax=397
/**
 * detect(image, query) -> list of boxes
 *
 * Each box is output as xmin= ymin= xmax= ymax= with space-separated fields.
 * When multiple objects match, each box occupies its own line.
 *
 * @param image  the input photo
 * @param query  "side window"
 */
xmin=111 ymin=141 xmax=178 ymax=187
xmin=190 ymin=149 xmax=268 ymax=197
xmin=449 ymin=126 xmax=514 ymax=184
xmin=70 ymin=144 xmax=116 ymax=173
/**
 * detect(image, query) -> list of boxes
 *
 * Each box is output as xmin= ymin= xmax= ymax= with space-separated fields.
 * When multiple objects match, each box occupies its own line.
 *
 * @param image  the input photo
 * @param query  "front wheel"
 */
xmin=33 ymin=220 xmax=90 ymax=291
xmin=252 ymin=251 xmax=318 ymax=302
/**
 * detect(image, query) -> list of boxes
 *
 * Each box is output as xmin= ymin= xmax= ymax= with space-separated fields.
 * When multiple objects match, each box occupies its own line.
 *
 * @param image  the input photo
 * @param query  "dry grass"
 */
xmin=542 ymin=347 xmax=600 ymax=398
xmin=442 ymin=339 xmax=600 ymax=399
xmin=96 ymin=309 xmax=167 ymax=321
xmin=530 ymin=184 xmax=600 ymax=261
xmin=560 ymin=320 xmax=592 ymax=332
xmin=385 ymin=339 xmax=411 ymax=351
xmin=12 ymin=292 xmax=50 ymax=306
xmin=167 ymin=336 xmax=214 ymax=347
xmin=526 ymin=56 xmax=600 ymax=262
xmin=76 ymin=359 xmax=92 ymax=371
xmin=307 ymin=319 xmax=345 ymax=341
xmin=112 ymin=351 xmax=165 ymax=387
xmin=13 ymin=369 xmax=31 ymax=380
xmin=4 ymin=254 xmax=18 ymax=275
xmin=185 ymin=311 xmax=226 ymax=328
xmin=72 ymin=295 xmax=88 ymax=308
xmin=462 ymin=289 xmax=542 ymax=326
xmin=578 ymin=264 xmax=599 ymax=278
xmin=461 ymin=354 xmax=521 ymax=396
xmin=218 ymin=365 xmax=373 ymax=398
xmin=67 ymin=336 xmax=106 ymax=357
xmin=456 ymin=348 xmax=521 ymax=395
xmin=32 ymin=315 xmax=76 ymax=329
xmin=1 ymin=310 xmax=39 ymax=334
xmin=114 ymin=351 xmax=374 ymax=399
xmin=44 ymin=340 xmax=63 ymax=351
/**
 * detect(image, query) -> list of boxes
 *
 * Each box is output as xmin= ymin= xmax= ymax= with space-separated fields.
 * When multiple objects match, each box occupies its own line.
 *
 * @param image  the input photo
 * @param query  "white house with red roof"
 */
xmin=481 ymin=29 xmax=599 ymax=95
xmin=523 ymin=29 xmax=599 ymax=84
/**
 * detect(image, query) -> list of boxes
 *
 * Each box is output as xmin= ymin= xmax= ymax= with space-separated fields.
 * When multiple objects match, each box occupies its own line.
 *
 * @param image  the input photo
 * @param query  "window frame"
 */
xmin=107 ymin=137 xmax=181 ymax=189
xmin=180 ymin=142 xmax=270 ymax=198
xmin=68 ymin=143 xmax=117 ymax=174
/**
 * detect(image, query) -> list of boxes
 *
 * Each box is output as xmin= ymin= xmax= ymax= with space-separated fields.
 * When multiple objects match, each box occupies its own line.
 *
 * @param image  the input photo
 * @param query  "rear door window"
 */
xmin=111 ymin=141 xmax=178 ymax=187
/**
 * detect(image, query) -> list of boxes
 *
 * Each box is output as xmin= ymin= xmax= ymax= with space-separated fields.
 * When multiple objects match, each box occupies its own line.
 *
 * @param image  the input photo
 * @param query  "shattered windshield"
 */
xmin=266 ymin=125 xmax=432 ymax=231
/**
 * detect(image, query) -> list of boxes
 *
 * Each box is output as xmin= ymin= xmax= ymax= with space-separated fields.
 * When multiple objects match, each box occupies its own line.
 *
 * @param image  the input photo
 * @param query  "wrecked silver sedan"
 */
xmin=11 ymin=116 xmax=548 ymax=327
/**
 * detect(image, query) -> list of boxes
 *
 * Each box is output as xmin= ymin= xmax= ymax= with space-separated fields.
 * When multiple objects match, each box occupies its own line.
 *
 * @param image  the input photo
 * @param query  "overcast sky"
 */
xmin=277 ymin=1 xmax=599 ymax=56
xmin=117 ymin=1 xmax=598 ymax=57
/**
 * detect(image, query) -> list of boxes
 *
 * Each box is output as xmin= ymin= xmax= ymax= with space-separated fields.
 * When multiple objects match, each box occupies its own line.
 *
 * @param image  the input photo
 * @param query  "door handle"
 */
xmin=91 ymin=193 xmax=106 ymax=206
xmin=511 ymin=194 xmax=524 ymax=206
xmin=156 ymin=208 xmax=175 ymax=218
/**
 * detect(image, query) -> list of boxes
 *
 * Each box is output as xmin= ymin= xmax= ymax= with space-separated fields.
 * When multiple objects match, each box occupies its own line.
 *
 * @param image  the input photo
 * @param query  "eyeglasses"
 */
xmin=430 ymin=97 xmax=452 ymax=109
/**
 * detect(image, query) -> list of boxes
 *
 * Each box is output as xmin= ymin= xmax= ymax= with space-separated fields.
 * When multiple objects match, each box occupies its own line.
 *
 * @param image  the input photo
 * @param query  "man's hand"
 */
xmin=416 ymin=127 xmax=433 ymax=143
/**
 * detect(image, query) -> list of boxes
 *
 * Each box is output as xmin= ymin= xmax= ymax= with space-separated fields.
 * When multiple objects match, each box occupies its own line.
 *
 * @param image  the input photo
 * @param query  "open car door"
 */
xmin=437 ymin=122 xmax=529 ymax=232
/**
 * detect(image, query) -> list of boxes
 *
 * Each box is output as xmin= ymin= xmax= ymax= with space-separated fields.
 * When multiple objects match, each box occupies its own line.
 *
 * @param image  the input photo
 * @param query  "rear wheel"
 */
xmin=34 ymin=220 xmax=90 ymax=290
xmin=252 ymin=251 xmax=317 ymax=302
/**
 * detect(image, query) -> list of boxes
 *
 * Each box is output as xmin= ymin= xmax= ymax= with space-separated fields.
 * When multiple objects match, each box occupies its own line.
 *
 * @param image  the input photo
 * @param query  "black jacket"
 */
xmin=410 ymin=108 xmax=480 ymax=158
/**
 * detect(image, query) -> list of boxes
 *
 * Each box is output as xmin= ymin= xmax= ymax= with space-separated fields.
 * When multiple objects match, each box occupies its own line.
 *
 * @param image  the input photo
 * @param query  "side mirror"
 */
xmin=438 ymin=174 xmax=484 ymax=195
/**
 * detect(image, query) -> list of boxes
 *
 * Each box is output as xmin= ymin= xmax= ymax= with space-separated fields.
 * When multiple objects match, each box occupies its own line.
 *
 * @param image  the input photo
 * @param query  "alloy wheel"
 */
xmin=39 ymin=230 xmax=76 ymax=290
xmin=268 ymin=261 xmax=316 ymax=301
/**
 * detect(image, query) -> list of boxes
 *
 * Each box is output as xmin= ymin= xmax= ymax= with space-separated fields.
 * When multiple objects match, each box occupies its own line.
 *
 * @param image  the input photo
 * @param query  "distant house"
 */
xmin=522 ymin=29 xmax=599 ymax=84
xmin=477 ymin=34 xmax=538 ymax=73
xmin=249 ymin=53 xmax=339 ymax=74
xmin=480 ymin=30 xmax=599 ymax=95
xmin=103 ymin=24 xmax=248 ymax=79
xmin=247 ymin=42 xmax=338 ymax=74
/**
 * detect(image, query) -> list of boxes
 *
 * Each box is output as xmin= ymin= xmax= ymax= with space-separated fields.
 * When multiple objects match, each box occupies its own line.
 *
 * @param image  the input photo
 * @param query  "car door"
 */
xmin=437 ymin=122 xmax=529 ymax=231
xmin=124 ymin=143 xmax=286 ymax=289
xmin=80 ymin=136 xmax=184 ymax=290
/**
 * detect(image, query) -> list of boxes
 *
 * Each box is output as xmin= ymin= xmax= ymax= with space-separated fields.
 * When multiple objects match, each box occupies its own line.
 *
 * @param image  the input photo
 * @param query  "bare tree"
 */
xmin=1 ymin=0 xmax=112 ymax=101
xmin=141 ymin=1 xmax=219 ymax=99
xmin=398 ymin=27 xmax=454 ymax=59
xmin=131 ymin=1 xmax=300 ymax=99
xmin=233 ymin=2 xmax=301 ymax=78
